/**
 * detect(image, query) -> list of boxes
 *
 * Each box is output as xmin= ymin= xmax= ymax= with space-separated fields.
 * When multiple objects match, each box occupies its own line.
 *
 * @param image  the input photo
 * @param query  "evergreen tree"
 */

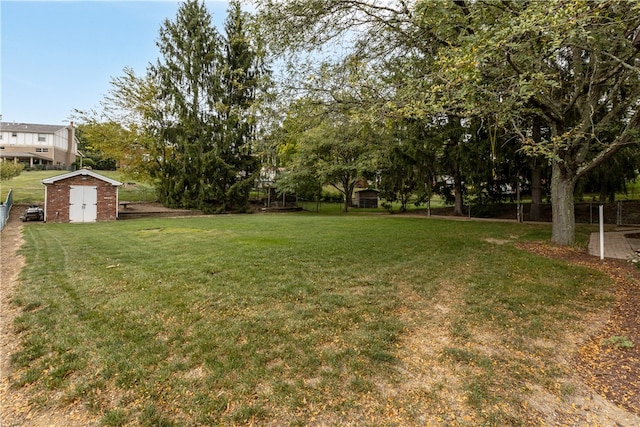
xmin=150 ymin=0 xmax=267 ymax=212
xmin=214 ymin=0 xmax=265 ymax=212
xmin=151 ymin=0 xmax=223 ymax=209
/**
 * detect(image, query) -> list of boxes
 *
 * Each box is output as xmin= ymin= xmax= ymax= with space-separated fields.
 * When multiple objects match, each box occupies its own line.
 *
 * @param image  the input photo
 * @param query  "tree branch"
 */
xmin=576 ymin=106 xmax=640 ymax=179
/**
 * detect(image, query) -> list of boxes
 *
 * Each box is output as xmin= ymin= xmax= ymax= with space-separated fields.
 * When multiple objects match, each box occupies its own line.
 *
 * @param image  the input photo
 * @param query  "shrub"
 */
xmin=602 ymin=335 xmax=635 ymax=349
xmin=321 ymin=190 xmax=343 ymax=203
xmin=628 ymin=250 xmax=640 ymax=270
xmin=0 ymin=162 xmax=24 ymax=180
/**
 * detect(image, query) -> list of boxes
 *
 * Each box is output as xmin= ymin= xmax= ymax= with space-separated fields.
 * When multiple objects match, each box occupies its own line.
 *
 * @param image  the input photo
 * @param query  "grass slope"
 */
xmin=1 ymin=170 xmax=154 ymax=204
xmin=10 ymin=215 xmax=612 ymax=425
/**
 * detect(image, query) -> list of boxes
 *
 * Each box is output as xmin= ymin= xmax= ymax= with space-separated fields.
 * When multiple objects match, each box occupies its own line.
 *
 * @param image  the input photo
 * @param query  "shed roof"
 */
xmin=42 ymin=169 xmax=122 ymax=186
xmin=1 ymin=122 xmax=68 ymax=134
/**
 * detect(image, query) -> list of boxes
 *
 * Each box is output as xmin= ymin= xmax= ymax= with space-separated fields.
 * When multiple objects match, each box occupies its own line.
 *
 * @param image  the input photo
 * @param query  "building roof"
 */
xmin=0 ymin=122 xmax=69 ymax=134
xmin=0 ymin=152 xmax=53 ymax=161
xmin=42 ymin=169 xmax=122 ymax=186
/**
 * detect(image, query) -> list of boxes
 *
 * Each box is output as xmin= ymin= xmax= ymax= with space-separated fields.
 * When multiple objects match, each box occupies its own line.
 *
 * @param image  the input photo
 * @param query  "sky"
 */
xmin=1 ymin=0 xmax=230 ymax=126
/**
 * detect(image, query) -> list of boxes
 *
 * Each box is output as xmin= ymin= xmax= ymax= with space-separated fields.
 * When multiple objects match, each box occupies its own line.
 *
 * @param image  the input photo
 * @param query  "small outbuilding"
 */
xmin=42 ymin=169 xmax=122 ymax=223
xmin=353 ymin=189 xmax=380 ymax=208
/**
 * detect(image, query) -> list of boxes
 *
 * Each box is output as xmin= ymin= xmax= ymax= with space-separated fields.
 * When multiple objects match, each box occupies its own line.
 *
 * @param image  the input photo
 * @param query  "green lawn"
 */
xmin=9 ymin=214 xmax=613 ymax=425
xmin=1 ymin=170 xmax=155 ymax=204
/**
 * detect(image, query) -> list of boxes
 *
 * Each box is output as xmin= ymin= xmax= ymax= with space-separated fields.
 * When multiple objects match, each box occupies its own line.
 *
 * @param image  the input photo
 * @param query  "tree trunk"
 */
xmin=550 ymin=162 xmax=577 ymax=245
xmin=453 ymin=168 xmax=464 ymax=216
xmin=342 ymin=179 xmax=354 ymax=213
xmin=529 ymin=159 xmax=543 ymax=221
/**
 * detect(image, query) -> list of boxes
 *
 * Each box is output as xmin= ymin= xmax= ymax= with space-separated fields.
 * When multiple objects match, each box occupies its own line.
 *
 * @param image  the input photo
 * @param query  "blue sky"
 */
xmin=1 ymin=0 xmax=230 ymax=125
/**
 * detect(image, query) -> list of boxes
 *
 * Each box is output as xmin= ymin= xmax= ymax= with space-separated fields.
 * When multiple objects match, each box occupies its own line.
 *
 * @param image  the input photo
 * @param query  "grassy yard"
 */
xmin=1 ymin=170 xmax=155 ymax=204
xmin=8 ymin=213 xmax=614 ymax=426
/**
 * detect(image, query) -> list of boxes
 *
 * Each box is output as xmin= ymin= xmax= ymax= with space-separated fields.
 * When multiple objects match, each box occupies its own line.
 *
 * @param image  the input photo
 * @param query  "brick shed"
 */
xmin=42 ymin=169 xmax=122 ymax=223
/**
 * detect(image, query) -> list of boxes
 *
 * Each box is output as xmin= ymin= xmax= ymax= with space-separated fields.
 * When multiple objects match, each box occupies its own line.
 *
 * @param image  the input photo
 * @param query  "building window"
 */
xmin=11 ymin=132 xmax=17 ymax=137
xmin=38 ymin=134 xmax=46 ymax=142
xmin=35 ymin=148 xmax=49 ymax=153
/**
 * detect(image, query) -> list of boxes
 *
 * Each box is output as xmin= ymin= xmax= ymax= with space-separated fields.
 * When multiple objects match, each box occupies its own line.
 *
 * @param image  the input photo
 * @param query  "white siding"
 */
xmin=52 ymin=128 xmax=70 ymax=150
xmin=0 ymin=131 xmax=57 ymax=147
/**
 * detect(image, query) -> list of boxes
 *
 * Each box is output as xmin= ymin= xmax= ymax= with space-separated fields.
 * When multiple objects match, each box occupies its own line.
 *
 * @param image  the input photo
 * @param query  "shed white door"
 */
xmin=69 ymin=185 xmax=98 ymax=223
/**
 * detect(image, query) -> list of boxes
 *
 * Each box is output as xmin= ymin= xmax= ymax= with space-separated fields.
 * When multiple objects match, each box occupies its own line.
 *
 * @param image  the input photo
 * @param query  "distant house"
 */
xmin=0 ymin=121 xmax=79 ymax=170
xmin=353 ymin=189 xmax=380 ymax=208
xmin=42 ymin=169 xmax=122 ymax=223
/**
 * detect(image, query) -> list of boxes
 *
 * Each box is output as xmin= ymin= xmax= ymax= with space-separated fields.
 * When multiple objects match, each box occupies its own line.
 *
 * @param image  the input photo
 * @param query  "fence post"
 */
xmin=617 ymin=201 xmax=622 ymax=226
xmin=599 ymin=204 xmax=605 ymax=260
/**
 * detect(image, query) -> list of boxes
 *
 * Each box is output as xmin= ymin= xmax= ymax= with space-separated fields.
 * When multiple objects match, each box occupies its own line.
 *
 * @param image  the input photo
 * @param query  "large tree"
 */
xmin=151 ymin=0 xmax=268 ymax=212
xmin=77 ymin=1 xmax=269 ymax=212
xmin=150 ymin=0 xmax=224 ymax=209
xmin=212 ymin=0 xmax=268 ymax=211
xmin=418 ymin=1 xmax=640 ymax=244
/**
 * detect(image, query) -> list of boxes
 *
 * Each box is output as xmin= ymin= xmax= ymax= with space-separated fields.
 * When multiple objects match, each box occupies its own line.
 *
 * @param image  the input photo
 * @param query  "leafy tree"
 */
xmin=76 ymin=1 xmax=269 ymax=212
xmin=73 ymin=67 xmax=160 ymax=181
xmin=75 ymin=123 xmax=125 ymax=171
xmin=150 ymin=0 xmax=223 ymax=209
xmin=426 ymin=1 xmax=640 ymax=244
xmin=275 ymin=98 xmax=377 ymax=212
xmin=377 ymin=120 xmax=437 ymax=212
xmin=213 ymin=0 xmax=268 ymax=211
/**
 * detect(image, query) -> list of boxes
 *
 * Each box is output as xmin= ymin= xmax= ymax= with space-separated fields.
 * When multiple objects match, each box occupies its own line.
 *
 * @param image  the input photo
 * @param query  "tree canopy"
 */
xmin=256 ymin=0 xmax=640 ymax=244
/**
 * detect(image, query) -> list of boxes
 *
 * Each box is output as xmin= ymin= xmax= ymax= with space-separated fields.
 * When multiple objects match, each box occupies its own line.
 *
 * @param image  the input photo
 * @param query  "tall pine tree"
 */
xmin=214 ymin=0 xmax=265 ymax=212
xmin=151 ymin=0 xmax=222 ymax=209
xmin=151 ymin=0 xmax=267 ymax=212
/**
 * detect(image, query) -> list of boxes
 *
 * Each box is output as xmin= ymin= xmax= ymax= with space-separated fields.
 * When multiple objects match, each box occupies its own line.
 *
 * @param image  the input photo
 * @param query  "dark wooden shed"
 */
xmin=42 ymin=169 xmax=122 ymax=223
xmin=353 ymin=189 xmax=380 ymax=208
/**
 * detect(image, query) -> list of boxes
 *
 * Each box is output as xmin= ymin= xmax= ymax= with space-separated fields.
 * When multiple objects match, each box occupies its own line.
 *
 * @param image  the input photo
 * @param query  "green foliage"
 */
xmin=149 ymin=0 xmax=268 ymax=212
xmin=424 ymin=0 xmax=640 ymax=244
xmin=73 ymin=68 xmax=159 ymax=182
xmin=602 ymin=336 xmax=635 ymax=350
xmin=377 ymin=119 xmax=437 ymax=212
xmin=578 ymin=146 xmax=640 ymax=203
xmin=74 ymin=123 xmax=124 ymax=172
xmin=273 ymin=96 xmax=379 ymax=212
xmin=150 ymin=0 xmax=224 ymax=209
xmin=0 ymin=161 xmax=24 ymax=181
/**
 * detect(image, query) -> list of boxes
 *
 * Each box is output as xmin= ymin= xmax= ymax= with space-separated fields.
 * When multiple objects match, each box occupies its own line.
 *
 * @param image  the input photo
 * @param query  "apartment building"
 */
xmin=0 ymin=121 xmax=78 ymax=169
